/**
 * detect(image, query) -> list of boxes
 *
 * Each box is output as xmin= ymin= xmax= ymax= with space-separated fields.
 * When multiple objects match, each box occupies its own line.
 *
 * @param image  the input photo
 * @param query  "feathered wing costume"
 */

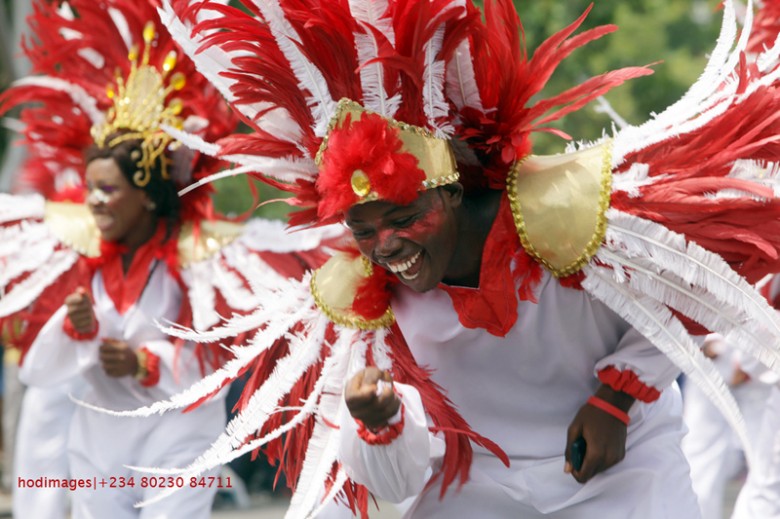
xmin=0 ymin=0 xmax=338 ymax=372
xmin=74 ymin=0 xmax=780 ymax=516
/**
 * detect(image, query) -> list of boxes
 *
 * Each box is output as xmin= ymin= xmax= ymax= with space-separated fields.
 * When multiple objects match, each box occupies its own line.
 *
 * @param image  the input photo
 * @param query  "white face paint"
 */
xmin=86 ymin=186 xmax=112 ymax=205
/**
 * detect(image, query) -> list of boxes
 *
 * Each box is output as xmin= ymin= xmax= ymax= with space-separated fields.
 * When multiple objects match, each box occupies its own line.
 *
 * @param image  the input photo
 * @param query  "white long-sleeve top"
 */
xmin=20 ymin=262 xmax=225 ymax=519
xmin=21 ymin=262 xmax=213 ymax=408
xmin=339 ymin=271 xmax=699 ymax=518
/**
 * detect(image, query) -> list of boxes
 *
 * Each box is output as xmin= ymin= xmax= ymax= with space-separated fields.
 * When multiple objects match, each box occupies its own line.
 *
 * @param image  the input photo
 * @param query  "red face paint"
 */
xmin=345 ymin=189 xmax=460 ymax=292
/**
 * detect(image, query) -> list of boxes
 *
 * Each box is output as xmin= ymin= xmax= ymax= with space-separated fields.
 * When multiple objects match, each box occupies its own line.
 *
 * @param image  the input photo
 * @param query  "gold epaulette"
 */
xmin=44 ymin=201 xmax=101 ymax=257
xmin=507 ymin=141 xmax=612 ymax=277
xmin=311 ymin=252 xmax=395 ymax=330
xmin=177 ymin=219 xmax=243 ymax=267
xmin=44 ymin=201 xmax=243 ymax=265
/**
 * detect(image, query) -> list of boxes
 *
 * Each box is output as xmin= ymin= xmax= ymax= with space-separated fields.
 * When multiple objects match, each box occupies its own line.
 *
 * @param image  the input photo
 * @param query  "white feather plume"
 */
xmin=594 ymin=246 xmax=780 ymax=376
xmin=246 ymin=0 xmax=337 ymax=136
xmin=9 ymin=77 xmax=103 ymax=125
xmin=0 ymin=194 xmax=46 ymax=222
xmin=182 ymin=262 xmax=221 ymax=331
xmin=350 ymin=0 xmax=401 ymax=117
xmin=0 ymin=249 xmax=79 ymax=317
xmin=756 ymin=33 xmax=780 ymax=73
xmin=422 ymin=25 xmax=454 ymax=137
xmin=285 ymin=338 xmax=353 ymax=517
xmin=581 ymin=262 xmax=752 ymax=463
xmin=0 ymin=233 xmax=60 ymax=288
xmin=285 ymin=332 xmax=362 ymax=518
xmin=445 ymin=40 xmax=483 ymax=113
xmin=74 ymin=281 xmax=319 ymax=418
xmin=604 ymin=210 xmax=780 ymax=372
xmin=157 ymin=1 xmax=258 ymax=122
xmin=126 ymin=315 xmax=340 ymax=509
xmin=237 ymin=219 xmax=342 ymax=254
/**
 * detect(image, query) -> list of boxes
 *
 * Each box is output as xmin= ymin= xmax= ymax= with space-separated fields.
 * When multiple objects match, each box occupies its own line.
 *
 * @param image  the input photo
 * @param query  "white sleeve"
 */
xmin=337 ymin=382 xmax=444 ymax=503
xmin=19 ymin=305 xmax=99 ymax=387
xmin=594 ymin=325 xmax=681 ymax=401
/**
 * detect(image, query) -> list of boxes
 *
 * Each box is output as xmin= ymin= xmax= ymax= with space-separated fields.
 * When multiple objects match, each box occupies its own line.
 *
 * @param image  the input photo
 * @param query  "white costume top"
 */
xmin=20 ymin=263 xmax=225 ymax=519
xmin=339 ymin=272 xmax=700 ymax=518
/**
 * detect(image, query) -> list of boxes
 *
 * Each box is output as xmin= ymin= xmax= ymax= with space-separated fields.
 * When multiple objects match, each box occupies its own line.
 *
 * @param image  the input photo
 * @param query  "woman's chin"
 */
xmin=397 ymin=269 xmax=437 ymax=293
xmin=97 ymin=229 xmax=120 ymax=243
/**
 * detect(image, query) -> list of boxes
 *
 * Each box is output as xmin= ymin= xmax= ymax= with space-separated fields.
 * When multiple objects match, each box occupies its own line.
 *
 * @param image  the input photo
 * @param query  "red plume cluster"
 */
xmin=316 ymin=112 xmax=426 ymax=220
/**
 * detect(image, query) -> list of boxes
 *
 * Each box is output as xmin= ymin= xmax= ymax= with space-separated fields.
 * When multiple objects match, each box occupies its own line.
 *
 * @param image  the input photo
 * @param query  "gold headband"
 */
xmin=315 ymin=99 xmax=460 ymax=203
xmin=90 ymin=22 xmax=186 ymax=187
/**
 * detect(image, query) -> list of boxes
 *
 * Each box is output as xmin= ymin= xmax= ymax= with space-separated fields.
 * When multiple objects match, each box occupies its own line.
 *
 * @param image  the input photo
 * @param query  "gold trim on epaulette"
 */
xmin=507 ymin=141 xmax=612 ymax=277
xmin=177 ymin=220 xmax=244 ymax=267
xmin=44 ymin=202 xmax=101 ymax=257
xmin=310 ymin=252 xmax=395 ymax=330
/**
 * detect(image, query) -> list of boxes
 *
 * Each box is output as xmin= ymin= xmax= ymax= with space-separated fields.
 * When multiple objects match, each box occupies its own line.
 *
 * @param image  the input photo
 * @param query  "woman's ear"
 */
xmin=440 ymin=182 xmax=464 ymax=209
xmin=141 ymin=191 xmax=156 ymax=212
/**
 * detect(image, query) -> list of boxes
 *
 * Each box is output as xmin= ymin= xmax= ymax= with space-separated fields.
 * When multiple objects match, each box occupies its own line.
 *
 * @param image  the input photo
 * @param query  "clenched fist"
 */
xmin=99 ymin=338 xmax=139 ymax=378
xmin=345 ymin=367 xmax=401 ymax=431
xmin=65 ymin=287 xmax=96 ymax=334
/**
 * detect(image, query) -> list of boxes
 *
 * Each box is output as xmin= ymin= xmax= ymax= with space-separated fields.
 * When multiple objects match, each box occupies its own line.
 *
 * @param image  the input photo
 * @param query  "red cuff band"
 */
xmin=356 ymin=406 xmax=405 ymax=445
xmin=587 ymin=395 xmax=630 ymax=426
xmin=63 ymin=316 xmax=99 ymax=341
xmin=135 ymin=347 xmax=161 ymax=387
xmin=598 ymin=366 xmax=661 ymax=403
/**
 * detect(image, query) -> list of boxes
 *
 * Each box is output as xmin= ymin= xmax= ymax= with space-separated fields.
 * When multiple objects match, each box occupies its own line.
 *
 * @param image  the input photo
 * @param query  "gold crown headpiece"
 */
xmin=90 ymin=21 xmax=187 ymax=188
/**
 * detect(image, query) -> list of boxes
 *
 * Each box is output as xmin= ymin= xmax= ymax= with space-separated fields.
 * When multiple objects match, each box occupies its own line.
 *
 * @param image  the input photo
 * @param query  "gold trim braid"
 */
xmin=507 ymin=141 xmax=613 ymax=277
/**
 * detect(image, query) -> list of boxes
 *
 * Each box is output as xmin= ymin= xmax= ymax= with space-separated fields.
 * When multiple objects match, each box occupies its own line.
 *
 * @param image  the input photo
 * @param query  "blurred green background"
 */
xmin=0 ymin=0 xmax=724 ymax=219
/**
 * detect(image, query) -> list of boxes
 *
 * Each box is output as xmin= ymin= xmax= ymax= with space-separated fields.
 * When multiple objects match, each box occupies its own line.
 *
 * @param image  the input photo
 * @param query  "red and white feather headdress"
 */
xmin=0 ymin=0 xmax=237 ymax=221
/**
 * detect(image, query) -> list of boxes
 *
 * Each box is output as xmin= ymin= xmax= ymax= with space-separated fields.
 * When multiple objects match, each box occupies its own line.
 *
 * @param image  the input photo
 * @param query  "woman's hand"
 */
xmin=345 ymin=367 xmax=401 ymax=431
xmin=64 ymin=287 xmax=96 ymax=334
xmin=564 ymin=385 xmax=634 ymax=483
xmin=99 ymin=338 xmax=139 ymax=378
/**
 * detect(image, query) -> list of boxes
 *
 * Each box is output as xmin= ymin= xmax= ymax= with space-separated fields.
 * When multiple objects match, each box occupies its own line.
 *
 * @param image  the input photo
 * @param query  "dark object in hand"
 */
xmin=570 ymin=437 xmax=586 ymax=472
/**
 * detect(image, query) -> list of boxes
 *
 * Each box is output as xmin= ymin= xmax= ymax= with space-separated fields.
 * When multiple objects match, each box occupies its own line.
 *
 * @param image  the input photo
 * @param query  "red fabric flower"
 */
xmin=316 ymin=112 xmax=426 ymax=220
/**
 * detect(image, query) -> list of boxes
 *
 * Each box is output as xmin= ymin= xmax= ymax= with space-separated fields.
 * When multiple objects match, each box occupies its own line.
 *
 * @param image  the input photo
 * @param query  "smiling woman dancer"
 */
xmin=0 ymin=1 xmax=335 ymax=518
xmin=86 ymin=0 xmax=780 ymax=517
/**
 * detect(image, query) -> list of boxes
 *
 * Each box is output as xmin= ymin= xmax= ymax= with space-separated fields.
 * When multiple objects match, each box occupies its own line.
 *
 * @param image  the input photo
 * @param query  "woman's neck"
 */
xmin=120 ymin=217 xmax=160 ymax=273
xmin=443 ymin=189 xmax=503 ymax=288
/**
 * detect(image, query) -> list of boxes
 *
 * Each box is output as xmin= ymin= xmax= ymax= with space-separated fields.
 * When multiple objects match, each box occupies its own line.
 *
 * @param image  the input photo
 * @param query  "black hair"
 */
xmin=85 ymin=130 xmax=180 ymax=227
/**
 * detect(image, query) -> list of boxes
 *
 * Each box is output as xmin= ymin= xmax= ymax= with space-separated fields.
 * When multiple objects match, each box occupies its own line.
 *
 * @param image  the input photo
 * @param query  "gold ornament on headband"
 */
xmin=90 ymin=21 xmax=186 ymax=188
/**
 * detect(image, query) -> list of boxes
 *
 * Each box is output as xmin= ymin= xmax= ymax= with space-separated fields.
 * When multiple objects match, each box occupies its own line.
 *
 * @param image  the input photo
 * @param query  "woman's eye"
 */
xmin=392 ymin=216 xmax=415 ymax=228
xmin=351 ymin=229 xmax=374 ymax=240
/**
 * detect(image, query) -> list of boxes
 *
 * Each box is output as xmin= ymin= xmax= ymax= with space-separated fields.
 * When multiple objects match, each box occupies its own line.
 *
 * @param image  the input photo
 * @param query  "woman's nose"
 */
xmin=86 ymin=188 xmax=110 ymax=206
xmin=374 ymin=229 xmax=402 ymax=259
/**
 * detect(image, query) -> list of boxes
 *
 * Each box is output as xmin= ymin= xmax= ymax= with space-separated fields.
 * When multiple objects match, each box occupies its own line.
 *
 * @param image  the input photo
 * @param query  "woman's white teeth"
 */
xmin=387 ymin=251 xmax=421 ymax=275
xmin=399 ymin=270 xmax=420 ymax=280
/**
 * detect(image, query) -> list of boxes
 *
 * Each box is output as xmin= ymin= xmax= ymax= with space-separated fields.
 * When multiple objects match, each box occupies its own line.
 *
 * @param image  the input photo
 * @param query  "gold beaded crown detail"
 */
xmin=90 ymin=21 xmax=187 ymax=188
